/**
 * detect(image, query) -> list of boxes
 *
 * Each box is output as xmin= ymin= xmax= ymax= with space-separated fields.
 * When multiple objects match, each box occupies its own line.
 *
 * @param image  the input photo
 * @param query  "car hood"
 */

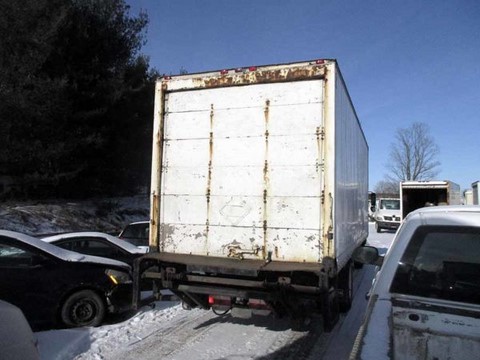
xmin=69 ymin=253 xmax=131 ymax=271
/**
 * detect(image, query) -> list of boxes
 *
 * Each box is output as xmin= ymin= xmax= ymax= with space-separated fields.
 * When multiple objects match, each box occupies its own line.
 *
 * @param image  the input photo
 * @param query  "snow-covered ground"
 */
xmin=27 ymin=217 xmax=394 ymax=360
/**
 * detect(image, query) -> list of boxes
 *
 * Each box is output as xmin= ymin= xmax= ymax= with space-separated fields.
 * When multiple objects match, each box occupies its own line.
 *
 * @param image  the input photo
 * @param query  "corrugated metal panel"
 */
xmin=333 ymin=67 xmax=369 ymax=269
xmin=159 ymin=80 xmax=325 ymax=263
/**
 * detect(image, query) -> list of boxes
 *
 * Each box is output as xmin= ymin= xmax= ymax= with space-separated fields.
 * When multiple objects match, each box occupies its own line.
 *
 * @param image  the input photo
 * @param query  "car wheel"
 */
xmin=375 ymin=222 xmax=382 ymax=233
xmin=60 ymin=290 xmax=105 ymax=328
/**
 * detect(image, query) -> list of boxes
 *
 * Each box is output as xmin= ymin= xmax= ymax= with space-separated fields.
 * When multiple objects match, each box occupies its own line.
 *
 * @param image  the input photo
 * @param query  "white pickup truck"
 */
xmin=350 ymin=206 xmax=480 ymax=360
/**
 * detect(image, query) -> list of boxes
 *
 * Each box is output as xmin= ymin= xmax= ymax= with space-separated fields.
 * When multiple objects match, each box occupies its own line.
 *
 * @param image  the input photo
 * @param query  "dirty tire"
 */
xmin=61 ymin=290 xmax=105 ymax=328
xmin=338 ymin=261 xmax=353 ymax=312
xmin=321 ymin=288 xmax=339 ymax=332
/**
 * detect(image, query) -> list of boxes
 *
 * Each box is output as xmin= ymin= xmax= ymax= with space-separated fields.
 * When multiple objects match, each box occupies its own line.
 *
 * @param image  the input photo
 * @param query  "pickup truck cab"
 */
xmin=351 ymin=206 xmax=480 ymax=360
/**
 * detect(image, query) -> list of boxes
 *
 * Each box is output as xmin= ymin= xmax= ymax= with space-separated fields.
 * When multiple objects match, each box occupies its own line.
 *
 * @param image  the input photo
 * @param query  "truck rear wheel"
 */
xmin=321 ymin=287 xmax=339 ymax=332
xmin=338 ymin=261 xmax=354 ymax=312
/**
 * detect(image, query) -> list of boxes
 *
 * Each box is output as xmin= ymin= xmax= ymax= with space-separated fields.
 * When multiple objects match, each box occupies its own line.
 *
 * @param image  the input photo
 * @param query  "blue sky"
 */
xmin=126 ymin=0 xmax=480 ymax=191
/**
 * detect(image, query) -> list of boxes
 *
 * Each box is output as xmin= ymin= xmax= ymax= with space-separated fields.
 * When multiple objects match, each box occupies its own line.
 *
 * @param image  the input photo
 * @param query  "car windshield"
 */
xmin=120 ymin=223 xmax=149 ymax=247
xmin=121 ymin=224 xmax=149 ymax=239
xmin=380 ymin=199 xmax=400 ymax=210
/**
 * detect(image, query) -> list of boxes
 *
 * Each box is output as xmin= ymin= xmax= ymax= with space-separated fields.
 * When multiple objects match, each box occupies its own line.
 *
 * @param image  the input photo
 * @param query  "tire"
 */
xmin=375 ymin=222 xmax=382 ymax=233
xmin=60 ymin=290 xmax=106 ymax=328
xmin=321 ymin=287 xmax=339 ymax=332
xmin=338 ymin=261 xmax=354 ymax=312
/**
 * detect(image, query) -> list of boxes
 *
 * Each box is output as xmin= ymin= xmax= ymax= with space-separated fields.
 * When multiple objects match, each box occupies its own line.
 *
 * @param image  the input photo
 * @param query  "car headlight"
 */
xmin=105 ymin=269 xmax=132 ymax=285
xmin=376 ymin=216 xmax=383 ymax=221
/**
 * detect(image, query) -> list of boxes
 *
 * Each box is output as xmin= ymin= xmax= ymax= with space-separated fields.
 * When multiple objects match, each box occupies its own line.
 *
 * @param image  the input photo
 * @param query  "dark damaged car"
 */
xmin=0 ymin=230 xmax=133 ymax=330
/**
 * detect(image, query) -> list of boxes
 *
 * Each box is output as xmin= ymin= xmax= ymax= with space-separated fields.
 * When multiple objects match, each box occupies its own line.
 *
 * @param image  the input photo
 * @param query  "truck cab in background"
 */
xmin=373 ymin=198 xmax=401 ymax=233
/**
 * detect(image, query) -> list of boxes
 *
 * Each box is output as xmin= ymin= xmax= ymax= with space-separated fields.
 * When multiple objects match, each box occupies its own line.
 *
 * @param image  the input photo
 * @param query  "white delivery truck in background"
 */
xmin=373 ymin=197 xmax=401 ymax=233
xmin=400 ymin=180 xmax=461 ymax=219
xmin=134 ymin=59 xmax=369 ymax=330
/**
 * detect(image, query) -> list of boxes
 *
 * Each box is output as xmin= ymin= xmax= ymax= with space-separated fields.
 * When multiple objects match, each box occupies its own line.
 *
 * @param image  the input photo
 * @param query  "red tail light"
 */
xmin=208 ymin=295 xmax=231 ymax=306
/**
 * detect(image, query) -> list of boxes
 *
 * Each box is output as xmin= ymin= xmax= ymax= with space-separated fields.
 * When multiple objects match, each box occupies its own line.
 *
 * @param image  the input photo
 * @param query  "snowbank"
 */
xmin=0 ymin=195 xmax=149 ymax=236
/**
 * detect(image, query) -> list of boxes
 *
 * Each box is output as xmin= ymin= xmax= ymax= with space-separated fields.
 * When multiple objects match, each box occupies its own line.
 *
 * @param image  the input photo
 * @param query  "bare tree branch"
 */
xmin=386 ymin=122 xmax=440 ymax=181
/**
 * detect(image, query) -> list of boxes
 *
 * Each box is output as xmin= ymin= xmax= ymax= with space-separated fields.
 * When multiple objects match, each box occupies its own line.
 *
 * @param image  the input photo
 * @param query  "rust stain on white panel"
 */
xmin=205 ymin=103 xmax=214 ymax=245
xmin=160 ymin=224 xmax=207 ymax=255
xmin=191 ymin=66 xmax=326 ymax=90
xmin=263 ymin=99 xmax=270 ymax=260
xmin=269 ymin=229 xmax=321 ymax=262
xmin=165 ymin=80 xmax=323 ymax=115
xmin=211 ymin=226 xmax=264 ymax=259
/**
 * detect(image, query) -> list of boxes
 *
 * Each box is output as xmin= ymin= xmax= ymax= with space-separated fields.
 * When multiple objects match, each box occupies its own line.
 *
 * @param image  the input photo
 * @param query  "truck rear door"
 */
xmin=159 ymin=79 xmax=325 ymax=262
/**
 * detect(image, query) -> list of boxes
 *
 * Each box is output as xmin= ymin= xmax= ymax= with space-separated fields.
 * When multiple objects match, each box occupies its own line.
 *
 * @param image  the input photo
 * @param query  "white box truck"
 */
xmin=134 ymin=59 xmax=369 ymax=330
xmin=400 ymin=180 xmax=461 ymax=219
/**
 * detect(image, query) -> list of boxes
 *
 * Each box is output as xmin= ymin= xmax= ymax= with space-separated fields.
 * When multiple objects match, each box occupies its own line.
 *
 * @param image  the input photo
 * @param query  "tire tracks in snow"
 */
xmin=108 ymin=309 xmax=221 ymax=360
xmin=107 ymin=309 xmax=332 ymax=360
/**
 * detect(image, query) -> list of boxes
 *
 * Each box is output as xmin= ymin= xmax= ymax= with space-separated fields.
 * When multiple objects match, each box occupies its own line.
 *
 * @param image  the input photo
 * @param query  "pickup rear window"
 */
xmin=390 ymin=225 xmax=480 ymax=305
